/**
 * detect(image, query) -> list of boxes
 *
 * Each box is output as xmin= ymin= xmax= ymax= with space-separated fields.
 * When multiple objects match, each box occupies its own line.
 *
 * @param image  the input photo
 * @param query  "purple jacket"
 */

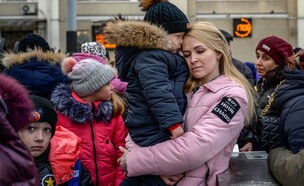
xmin=125 ymin=76 xmax=248 ymax=186
xmin=0 ymin=74 xmax=40 ymax=186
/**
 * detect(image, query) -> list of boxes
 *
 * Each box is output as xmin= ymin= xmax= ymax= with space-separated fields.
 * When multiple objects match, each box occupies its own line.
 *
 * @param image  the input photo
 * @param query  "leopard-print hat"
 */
xmin=81 ymin=42 xmax=107 ymax=60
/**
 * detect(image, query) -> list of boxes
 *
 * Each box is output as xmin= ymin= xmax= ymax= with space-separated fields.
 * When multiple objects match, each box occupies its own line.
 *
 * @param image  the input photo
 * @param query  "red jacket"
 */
xmin=51 ymin=85 xmax=127 ymax=186
xmin=49 ymin=126 xmax=81 ymax=184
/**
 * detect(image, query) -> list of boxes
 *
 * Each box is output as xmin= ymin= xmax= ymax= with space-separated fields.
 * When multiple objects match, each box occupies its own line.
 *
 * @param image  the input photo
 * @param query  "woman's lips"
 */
xmin=192 ymin=66 xmax=202 ymax=71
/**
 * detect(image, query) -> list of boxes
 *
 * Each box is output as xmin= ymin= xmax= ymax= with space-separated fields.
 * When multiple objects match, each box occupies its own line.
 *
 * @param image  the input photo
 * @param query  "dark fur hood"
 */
xmin=1 ymin=50 xmax=65 ymax=68
xmin=51 ymin=84 xmax=113 ymax=124
xmin=104 ymin=20 xmax=172 ymax=51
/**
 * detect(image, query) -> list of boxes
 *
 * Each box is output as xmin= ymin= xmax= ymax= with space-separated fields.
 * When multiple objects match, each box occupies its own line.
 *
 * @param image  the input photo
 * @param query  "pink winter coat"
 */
xmin=125 ymin=75 xmax=248 ymax=186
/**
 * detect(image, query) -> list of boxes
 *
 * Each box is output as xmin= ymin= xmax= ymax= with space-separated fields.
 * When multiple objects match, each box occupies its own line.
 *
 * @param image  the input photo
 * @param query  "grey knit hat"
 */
xmin=66 ymin=58 xmax=115 ymax=97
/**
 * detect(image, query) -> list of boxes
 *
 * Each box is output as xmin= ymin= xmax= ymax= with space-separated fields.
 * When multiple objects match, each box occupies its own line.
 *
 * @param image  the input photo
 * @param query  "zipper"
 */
xmin=90 ymin=102 xmax=99 ymax=185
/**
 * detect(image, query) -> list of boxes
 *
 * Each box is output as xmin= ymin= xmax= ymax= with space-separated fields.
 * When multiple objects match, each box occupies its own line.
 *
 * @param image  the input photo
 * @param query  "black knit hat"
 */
xmin=141 ymin=0 xmax=190 ymax=33
xmin=29 ymin=95 xmax=57 ymax=137
xmin=18 ymin=33 xmax=51 ymax=52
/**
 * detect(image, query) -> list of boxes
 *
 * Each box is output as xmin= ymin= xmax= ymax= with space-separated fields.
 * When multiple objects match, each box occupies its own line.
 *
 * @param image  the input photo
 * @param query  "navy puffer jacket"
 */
xmin=104 ymin=20 xmax=189 ymax=147
xmin=1 ymin=50 xmax=70 ymax=99
xmin=273 ymin=66 xmax=304 ymax=154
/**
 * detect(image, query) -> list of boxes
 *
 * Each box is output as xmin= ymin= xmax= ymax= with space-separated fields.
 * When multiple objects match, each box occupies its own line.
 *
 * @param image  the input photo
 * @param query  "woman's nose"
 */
xmin=256 ymin=57 xmax=262 ymax=66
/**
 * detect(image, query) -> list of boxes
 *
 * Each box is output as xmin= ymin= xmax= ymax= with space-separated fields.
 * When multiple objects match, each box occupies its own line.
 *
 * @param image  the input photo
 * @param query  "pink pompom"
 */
xmin=61 ymin=57 xmax=77 ymax=75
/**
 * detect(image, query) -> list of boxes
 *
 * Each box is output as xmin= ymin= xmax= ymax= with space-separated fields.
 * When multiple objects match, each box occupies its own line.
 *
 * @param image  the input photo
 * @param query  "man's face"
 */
xmin=19 ymin=122 xmax=52 ymax=157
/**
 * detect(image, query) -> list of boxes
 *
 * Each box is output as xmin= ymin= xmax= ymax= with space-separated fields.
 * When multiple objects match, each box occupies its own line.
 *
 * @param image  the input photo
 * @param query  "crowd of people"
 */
xmin=1 ymin=0 xmax=304 ymax=186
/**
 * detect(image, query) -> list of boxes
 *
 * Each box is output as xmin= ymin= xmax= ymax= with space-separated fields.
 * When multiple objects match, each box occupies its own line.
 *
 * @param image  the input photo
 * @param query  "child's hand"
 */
xmin=117 ymin=146 xmax=129 ymax=175
xmin=170 ymin=125 xmax=184 ymax=139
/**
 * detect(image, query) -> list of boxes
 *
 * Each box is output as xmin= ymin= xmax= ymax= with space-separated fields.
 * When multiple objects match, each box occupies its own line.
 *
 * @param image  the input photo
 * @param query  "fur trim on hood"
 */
xmin=51 ymin=84 xmax=113 ymax=124
xmin=1 ymin=50 xmax=66 ymax=68
xmin=104 ymin=20 xmax=172 ymax=51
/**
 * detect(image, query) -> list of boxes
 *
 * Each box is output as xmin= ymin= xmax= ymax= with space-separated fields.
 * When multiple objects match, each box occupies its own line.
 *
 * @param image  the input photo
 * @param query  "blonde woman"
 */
xmin=118 ymin=22 xmax=255 ymax=186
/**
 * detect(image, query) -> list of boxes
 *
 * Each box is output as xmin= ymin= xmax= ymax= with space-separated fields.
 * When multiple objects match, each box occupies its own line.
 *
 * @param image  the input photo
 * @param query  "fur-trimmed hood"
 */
xmin=1 ymin=50 xmax=69 ymax=99
xmin=51 ymin=84 xmax=113 ymax=124
xmin=1 ymin=50 xmax=65 ymax=68
xmin=104 ymin=20 xmax=172 ymax=51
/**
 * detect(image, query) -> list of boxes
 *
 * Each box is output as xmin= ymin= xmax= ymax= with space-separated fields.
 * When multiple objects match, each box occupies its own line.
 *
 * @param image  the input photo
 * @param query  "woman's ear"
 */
xmin=216 ymin=52 xmax=222 ymax=61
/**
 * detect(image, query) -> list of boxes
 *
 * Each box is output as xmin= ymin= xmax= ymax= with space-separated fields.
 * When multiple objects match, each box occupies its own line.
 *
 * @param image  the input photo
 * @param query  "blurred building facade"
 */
xmin=0 ymin=0 xmax=302 ymax=62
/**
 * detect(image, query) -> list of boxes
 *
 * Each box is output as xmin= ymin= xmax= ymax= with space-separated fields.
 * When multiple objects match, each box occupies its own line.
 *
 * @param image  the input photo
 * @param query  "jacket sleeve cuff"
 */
xmin=168 ymin=124 xmax=181 ymax=132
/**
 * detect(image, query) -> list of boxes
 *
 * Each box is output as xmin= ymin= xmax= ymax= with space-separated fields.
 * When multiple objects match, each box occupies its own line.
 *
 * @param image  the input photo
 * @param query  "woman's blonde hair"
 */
xmin=184 ymin=22 xmax=255 ymax=126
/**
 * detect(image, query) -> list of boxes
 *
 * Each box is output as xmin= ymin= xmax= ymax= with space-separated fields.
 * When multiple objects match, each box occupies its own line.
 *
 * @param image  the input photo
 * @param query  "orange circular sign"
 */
xmin=234 ymin=18 xmax=252 ymax=38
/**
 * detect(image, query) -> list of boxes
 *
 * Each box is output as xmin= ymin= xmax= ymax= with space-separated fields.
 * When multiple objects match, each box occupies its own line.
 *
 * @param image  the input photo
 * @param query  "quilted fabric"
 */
xmin=260 ymin=116 xmax=280 ymax=151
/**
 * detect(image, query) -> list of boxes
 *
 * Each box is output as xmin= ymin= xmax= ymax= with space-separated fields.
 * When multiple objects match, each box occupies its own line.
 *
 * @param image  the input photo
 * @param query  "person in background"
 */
xmin=219 ymin=29 xmax=256 ymax=152
xmin=254 ymin=35 xmax=293 ymax=152
xmin=19 ymin=94 xmax=93 ymax=186
xmin=104 ymin=0 xmax=190 ymax=184
xmin=0 ymin=74 xmax=40 ymax=186
xmin=268 ymin=50 xmax=304 ymax=186
xmin=293 ymin=47 xmax=303 ymax=55
xmin=73 ymin=41 xmax=128 ymax=95
xmin=1 ymin=33 xmax=70 ymax=99
xmin=244 ymin=61 xmax=259 ymax=86
xmin=117 ymin=21 xmax=255 ymax=186
xmin=0 ymin=37 xmax=6 ymax=54
xmin=0 ymin=37 xmax=7 ymax=72
xmin=51 ymin=58 xmax=128 ymax=186
xmin=219 ymin=29 xmax=254 ymax=86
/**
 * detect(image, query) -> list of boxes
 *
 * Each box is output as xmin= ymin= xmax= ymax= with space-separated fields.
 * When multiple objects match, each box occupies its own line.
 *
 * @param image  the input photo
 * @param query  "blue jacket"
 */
xmin=104 ymin=20 xmax=189 ymax=147
xmin=273 ymin=66 xmax=304 ymax=154
xmin=2 ymin=50 xmax=70 ymax=99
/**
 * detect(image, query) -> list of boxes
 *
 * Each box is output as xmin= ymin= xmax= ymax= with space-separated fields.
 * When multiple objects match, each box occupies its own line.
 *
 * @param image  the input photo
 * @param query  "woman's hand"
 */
xmin=239 ymin=142 xmax=253 ymax=152
xmin=118 ymin=146 xmax=129 ymax=175
xmin=160 ymin=173 xmax=185 ymax=185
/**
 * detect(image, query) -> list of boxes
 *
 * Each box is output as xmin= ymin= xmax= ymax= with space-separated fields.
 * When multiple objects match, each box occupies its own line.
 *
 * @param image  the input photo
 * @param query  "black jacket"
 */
xmin=254 ymin=67 xmax=285 ymax=150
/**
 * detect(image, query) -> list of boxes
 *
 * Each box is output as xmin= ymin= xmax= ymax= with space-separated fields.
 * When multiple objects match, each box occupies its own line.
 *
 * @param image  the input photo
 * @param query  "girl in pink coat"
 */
xmin=51 ymin=58 xmax=128 ymax=186
xmin=118 ymin=22 xmax=255 ymax=186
